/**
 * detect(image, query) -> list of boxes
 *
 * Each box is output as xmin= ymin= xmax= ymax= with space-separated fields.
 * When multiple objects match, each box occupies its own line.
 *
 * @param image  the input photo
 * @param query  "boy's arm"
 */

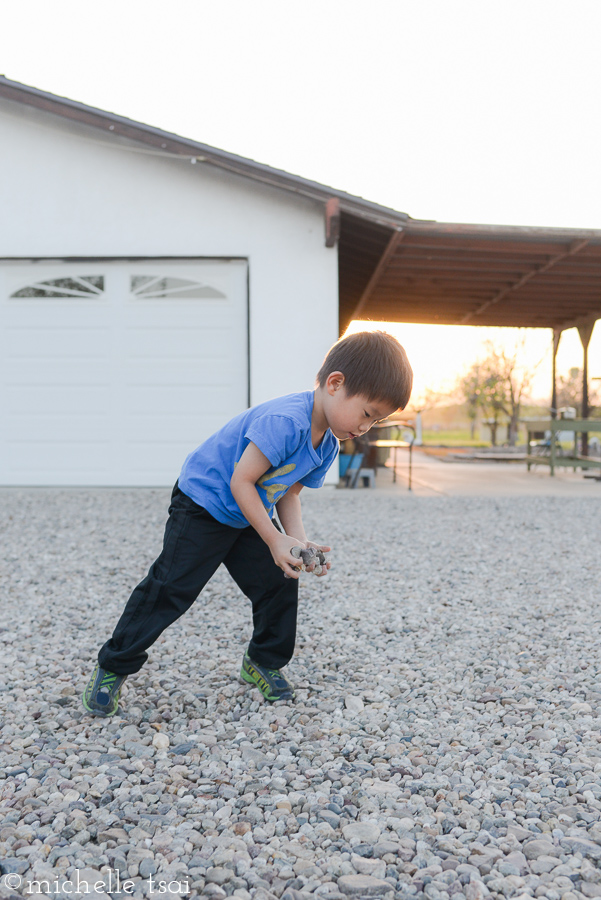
xmin=276 ymin=484 xmax=332 ymax=577
xmin=230 ymin=442 xmax=306 ymax=579
xmin=275 ymin=483 xmax=307 ymax=543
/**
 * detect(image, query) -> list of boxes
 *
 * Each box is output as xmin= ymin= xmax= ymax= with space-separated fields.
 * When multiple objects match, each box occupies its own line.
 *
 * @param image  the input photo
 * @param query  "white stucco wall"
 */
xmin=0 ymin=97 xmax=339 ymax=409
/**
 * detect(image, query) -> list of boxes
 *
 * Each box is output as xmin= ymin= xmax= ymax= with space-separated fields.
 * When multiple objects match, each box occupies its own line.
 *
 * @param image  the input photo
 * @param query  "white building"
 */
xmin=0 ymin=77 xmax=408 ymax=486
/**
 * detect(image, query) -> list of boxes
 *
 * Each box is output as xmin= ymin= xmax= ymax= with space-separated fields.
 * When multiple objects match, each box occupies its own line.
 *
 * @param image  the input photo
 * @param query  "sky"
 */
xmin=2 ymin=0 xmax=600 ymax=402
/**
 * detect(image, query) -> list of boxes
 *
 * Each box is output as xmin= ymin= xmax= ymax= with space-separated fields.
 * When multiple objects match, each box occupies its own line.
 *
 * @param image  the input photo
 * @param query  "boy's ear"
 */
xmin=326 ymin=371 xmax=345 ymax=394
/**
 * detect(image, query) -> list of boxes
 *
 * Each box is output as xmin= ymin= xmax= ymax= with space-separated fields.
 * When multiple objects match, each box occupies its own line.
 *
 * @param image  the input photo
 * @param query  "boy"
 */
xmin=82 ymin=330 xmax=412 ymax=715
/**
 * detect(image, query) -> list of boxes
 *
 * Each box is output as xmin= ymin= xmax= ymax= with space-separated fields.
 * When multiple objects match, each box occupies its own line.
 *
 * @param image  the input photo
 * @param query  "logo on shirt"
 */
xmin=257 ymin=463 xmax=296 ymax=505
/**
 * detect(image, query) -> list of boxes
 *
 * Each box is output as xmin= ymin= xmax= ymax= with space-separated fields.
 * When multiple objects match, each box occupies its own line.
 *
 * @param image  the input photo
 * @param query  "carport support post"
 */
xmin=578 ymin=318 xmax=596 ymax=457
xmin=551 ymin=328 xmax=562 ymax=419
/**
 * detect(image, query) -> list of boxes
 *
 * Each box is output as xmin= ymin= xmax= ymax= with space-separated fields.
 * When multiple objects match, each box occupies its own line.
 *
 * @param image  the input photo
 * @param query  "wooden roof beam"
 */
xmin=351 ymin=229 xmax=405 ymax=320
xmin=460 ymin=239 xmax=590 ymax=324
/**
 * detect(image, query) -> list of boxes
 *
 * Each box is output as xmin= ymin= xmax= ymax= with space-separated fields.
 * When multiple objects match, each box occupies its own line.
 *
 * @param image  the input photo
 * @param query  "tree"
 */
xmin=557 ymin=367 xmax=582 ymax=413
xmin=457 ymin=337 xmax=543 ymax=447
xmin=458 ymin=360 xmax=507 ymax=445
xmin=556 ymin=367 xmax=600 ymax=415
xmin=459 ymin=366 xmax=481 ymax=440
xmin=406 ymin=387 xmax=449 ymax=445
xmin=481 ymin=363 xmax=507 ymax=446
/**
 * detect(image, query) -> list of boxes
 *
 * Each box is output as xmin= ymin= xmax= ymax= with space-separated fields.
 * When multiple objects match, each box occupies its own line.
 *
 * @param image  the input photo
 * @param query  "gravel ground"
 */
xmin=1 ymin=487 xmax=601 ymax=900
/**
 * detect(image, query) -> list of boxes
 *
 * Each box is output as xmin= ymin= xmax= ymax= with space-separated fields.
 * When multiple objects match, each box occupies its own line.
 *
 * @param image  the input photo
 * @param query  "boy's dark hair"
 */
xmin=316 ymin=330 xmax=413 ymax=410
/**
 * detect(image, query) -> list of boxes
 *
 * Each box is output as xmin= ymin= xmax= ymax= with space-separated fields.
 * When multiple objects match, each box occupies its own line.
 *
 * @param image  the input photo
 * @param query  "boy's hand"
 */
xmin=270 ymin=533 xmax=308 ymax=580
xmin=304 ymin=540 xmax=332 ymax=577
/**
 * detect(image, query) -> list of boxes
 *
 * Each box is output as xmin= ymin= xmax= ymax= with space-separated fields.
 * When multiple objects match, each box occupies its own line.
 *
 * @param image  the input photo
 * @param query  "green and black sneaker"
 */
xmin=82 ymin=664 xmax=127 ymax=717
xmin=240 ymin=652 xmax=295 ymax=702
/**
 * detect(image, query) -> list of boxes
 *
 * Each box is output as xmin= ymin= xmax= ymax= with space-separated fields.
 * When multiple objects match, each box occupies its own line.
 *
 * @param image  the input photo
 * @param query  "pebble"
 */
xmin=2 ymin=488 xmax=601 ymax=900
xmin=344 ymin=696 xmax=364 ymax=713
xmin=337 ymin=873 xmax=393 ymax=895
xmin=342 ymin=822 xmax=381 ymax=844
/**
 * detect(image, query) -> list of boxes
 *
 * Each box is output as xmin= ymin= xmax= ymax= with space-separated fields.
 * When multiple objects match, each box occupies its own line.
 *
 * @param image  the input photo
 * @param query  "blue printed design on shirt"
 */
xmin=256 ymin=463 xmax=296 ymax=507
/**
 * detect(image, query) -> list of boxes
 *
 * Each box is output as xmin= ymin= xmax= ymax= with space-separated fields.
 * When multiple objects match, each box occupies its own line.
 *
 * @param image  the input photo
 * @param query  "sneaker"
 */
xmin=82 ymin=664 xmax=127 ymax=717
xmin=240 ymin=652 xmax=295 ymax=702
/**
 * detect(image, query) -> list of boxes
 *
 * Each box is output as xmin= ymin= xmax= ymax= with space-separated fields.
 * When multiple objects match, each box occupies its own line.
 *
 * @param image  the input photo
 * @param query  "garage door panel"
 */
xmin=5 ymin=386 xmax=111 ymax=414
xmin=120 ymin=442 xmax=200 ymax=474
xmin=120 ymin=384 xmax=235 ymax=415
xmin=5 ymin=415 xmax=111 ymax=441
xmin=120 ymin=362 xmax=240 ymax=385
xmin=118 ymin=414 xmax=228 ymax=442
xmin=123 ymin=305 xmax=236 ymax=328
xmin=4 ymin=327 xmax=113 ymax=359
xmin=124 ymin=327 xmax=243 ymax=360
xmin=5 ymin=360 xmax=112 ymax=384
xmin=5 ymin=442 xmax=111 ymax=473
xmin=3 ymin=305 xmax=109 ymax=330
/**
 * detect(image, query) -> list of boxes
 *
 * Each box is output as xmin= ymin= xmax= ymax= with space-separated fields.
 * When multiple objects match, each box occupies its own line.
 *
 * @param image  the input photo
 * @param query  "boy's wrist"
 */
xmin=264 ymin=528 xmax=282 ymax=549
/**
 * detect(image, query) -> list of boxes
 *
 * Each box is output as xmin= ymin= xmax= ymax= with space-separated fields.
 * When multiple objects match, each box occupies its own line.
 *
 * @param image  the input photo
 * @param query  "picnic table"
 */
xmin=524 ymin=418 xmax=601 ymax=476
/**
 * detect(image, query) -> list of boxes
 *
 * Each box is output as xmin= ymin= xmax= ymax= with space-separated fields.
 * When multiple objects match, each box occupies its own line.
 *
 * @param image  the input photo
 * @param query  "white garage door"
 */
xmin=0 ymin=259 xmax=248 ymax=486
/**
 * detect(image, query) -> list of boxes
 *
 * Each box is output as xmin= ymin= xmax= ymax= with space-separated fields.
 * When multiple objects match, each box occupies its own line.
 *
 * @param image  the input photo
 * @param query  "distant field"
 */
xmin=421 ymin=427 xmax=534 ymax=447
xmin=422 ymin=429 xmax=488 ymax=447
xmin=416 ymin=402 xmax=558 ymax=448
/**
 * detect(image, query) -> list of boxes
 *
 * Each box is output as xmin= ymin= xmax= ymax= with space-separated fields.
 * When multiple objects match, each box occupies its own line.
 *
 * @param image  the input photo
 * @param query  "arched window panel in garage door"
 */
xmin=10 ymin=276 xmax=105 ymax=298
xmin=130 ymin=276 xmax=225 ymax=299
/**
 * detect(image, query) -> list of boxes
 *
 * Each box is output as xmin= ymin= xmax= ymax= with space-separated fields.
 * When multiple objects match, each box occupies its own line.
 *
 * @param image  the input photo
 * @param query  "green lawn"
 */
xmin=422 ymin=429 xmax=490 ymax=447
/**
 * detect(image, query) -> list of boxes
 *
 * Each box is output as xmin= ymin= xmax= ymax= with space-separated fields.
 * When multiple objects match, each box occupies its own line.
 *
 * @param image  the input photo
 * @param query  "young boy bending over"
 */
xmin=83 ymin=330 xmax=412 ymax=714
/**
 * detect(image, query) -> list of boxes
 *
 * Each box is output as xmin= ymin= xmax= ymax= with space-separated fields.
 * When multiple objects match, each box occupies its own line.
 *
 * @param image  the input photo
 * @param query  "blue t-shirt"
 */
xmin=178 ymin=390 xmax=339 ymax=527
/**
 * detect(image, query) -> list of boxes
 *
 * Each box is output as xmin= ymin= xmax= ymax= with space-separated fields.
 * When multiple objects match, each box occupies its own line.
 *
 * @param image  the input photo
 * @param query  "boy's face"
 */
xmin=323 ymin=375 xmax=398 ymax=441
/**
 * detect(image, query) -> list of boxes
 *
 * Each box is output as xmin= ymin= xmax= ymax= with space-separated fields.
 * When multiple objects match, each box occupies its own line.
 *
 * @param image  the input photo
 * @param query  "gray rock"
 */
xmin=523 ymin=839 xmax=560 ymax=860
xmin=561 ymin=836 xmax=601 ymax=859
xmin=171 ymin=742 xmax=197 ymax=755
xmin=206 ymin=867 xmax=231 ymax=885
xmin=503 ymin=850 xmax=528 ymax=874
xmin=123 ymin=740 xmax=153 ymax=758
xmin=241 ymin=746 xmax=270 ymax=767
xmin=317 ymin=808 xmax=341 ymax=829
xmin=530 ymin=855 xmax=561 ymax=874
xmin=138 ymin=858 xmax=157 ymax=878
xmin=0 ymin=857 xmax=29 ymax=875
xmin=337 ymin=874 xmax=394 ymax=896
xmin=342 ymin=822 xmax=381 ymax=844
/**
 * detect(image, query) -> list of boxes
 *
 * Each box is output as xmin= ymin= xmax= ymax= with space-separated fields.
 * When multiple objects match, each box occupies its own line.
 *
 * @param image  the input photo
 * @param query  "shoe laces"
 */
xmin=268 ymin=670 xmax=291 ymax=691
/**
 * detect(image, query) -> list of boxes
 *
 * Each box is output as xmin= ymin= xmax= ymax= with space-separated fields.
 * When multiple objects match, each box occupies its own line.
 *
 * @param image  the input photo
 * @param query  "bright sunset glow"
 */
xmin=344 ymin=320 xmax=601 ymax=408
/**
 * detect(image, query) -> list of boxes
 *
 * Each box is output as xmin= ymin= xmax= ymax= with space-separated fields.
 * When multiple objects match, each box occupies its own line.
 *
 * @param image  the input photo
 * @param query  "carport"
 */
xmin=337 ymin=215 xmax=601 ymax=449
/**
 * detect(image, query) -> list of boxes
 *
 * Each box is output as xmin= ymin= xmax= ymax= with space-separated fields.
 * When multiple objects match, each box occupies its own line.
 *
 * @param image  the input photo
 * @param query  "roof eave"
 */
xmin=0 ymin=75 xmax=409 ymax=230
xmin=405 ymin=219 xmax=601 ymax=242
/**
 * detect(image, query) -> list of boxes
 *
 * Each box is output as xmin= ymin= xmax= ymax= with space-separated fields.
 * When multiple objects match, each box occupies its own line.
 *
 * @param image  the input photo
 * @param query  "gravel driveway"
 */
xmin=1 ymin=487 xmax=601 ymax=900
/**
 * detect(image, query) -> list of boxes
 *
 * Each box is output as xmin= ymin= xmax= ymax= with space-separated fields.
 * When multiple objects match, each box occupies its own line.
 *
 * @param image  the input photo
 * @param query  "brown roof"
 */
xmin=3 ymin=75 xmax=601 ymax=335
xmin=340 ymin=219 xmax=601 ymax=333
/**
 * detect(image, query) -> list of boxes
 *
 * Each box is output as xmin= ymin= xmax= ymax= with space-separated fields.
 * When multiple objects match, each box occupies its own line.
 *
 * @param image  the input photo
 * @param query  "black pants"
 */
xmin=97 ymin=482 xmax=299 ymax=676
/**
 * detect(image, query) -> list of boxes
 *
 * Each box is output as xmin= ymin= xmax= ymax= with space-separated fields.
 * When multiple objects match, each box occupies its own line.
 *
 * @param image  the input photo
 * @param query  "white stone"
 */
xmin=344 ymin=696 xmax=365 ymax=713
xmin=342 ymin=822 xmax=381 ymax=844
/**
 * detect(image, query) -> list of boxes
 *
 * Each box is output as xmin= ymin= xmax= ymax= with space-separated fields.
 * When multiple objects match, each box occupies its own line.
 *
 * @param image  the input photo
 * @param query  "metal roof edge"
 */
xmin=0 ymin=75 xmax=409 ymax=229
xmin=404 ymin=219 xmax=601 ymax=241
